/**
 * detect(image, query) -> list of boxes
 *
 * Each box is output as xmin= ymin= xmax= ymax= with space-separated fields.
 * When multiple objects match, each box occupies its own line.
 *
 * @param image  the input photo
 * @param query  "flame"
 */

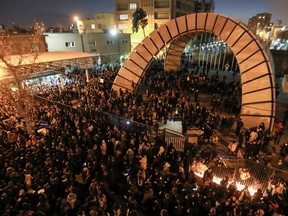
xmin=194 ymin=171 xmax=257 ymax=196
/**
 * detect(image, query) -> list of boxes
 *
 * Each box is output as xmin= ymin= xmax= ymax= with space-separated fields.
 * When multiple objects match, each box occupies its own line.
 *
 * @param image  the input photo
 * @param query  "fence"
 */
xmin=32 ymin=95 xmax=186 ymax=151
xmin=163 ymin=128 xmax=187 ymax=152
xmin=33 ymin=95 xmax=288 ymax=192
xmin=199 ymin=157 xmax=288 ymax=193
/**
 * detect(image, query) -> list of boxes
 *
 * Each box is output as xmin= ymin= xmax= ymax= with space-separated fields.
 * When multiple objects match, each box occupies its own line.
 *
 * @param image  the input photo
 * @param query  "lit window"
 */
xmin=130 ymin=3 xmax=137 ymax=9
xmin=155 ymin=12 xmax=169 ymax=19
xmin=91 ymin=24 xmax=96 ymax=29
xmin=119 ymin=14 xmax=129 ymax=20
xmin=65 ymin=42 xmax=75 ymax=48
xmin=119 ymin=24 xmax=128 ymax=30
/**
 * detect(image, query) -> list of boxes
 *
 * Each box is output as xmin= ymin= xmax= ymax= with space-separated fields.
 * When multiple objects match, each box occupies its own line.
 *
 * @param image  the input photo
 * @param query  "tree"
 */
xmin=132 ymin=7 xmax=148 ymax=37
xmin=0 ymin=21 xmax=44 ymax=134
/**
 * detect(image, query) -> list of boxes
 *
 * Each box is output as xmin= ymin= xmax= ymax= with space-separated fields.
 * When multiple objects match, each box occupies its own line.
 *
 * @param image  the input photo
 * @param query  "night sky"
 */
xmin=0 ymin=0 xmax=287 ymax=29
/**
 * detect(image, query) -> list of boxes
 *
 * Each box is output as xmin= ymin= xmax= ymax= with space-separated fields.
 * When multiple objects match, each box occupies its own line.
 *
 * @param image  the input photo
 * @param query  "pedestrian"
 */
xmin=274 ymin=122 xmax=284 ymax=145
xmin=228 ymin=140 xmax=238 ymax=155
xmin=220 ymin=115 xmax=228 ymax=135
xmin=210 ymin=131 xmax=219 ymax=146
xmin=235 ymin=118 xmax=244 ymax=136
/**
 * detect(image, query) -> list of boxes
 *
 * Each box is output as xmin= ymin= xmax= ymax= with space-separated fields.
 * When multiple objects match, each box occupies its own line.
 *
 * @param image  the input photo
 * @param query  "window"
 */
xmin=142 ymin=1 xmax=153 ymax=7
xmin=91 ymin=24 xmax=96 ymax=29
xmin=119 ymin=24 xmax=128 ymax=30
xmin=122 ymin=39 xmax=128 ymax=44
xmin=98 ymin=24 xmax=102 ymax=29
xmin=96 ymin=15 xmax=105 ymax=19
xmin=65 ymin=42 xmax=75 ymax=48
xmin=117 ymin=3 xmax=128 ymax=11
xmin=107 ymin=40 xmax=114 ymax=45
xmin=155 ymin=1 xmax=170 ymax=8
xmin=155 ymin=12 xmax=169 ymax=19
xmin=89 ymin=41 xmax=97 ymax=46
xmin=119 ymin=14 xmax=128 ymax=21
xmin=130 ymin=3 xmax=137 ymax=9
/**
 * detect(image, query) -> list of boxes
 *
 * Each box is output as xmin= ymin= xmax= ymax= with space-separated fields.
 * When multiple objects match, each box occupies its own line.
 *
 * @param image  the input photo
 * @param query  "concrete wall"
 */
xmin=44 ymin=33 xmax=83 ymax=52
xmin=44 ymin=32 xmax=131 ymax=64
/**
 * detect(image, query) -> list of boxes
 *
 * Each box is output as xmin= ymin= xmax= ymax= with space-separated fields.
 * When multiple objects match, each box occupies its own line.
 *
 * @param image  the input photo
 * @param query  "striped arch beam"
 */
xmin=112 ymin=13 xmax=276 ymax=132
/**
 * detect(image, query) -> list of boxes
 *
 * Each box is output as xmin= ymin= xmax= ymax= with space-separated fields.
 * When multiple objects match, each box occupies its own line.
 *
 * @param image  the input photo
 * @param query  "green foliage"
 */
xmin=132 ymin=7 xmax=148 ymax=37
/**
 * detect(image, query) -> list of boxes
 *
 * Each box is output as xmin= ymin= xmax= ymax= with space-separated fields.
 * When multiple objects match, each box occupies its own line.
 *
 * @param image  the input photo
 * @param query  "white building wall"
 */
xmin=44 ymin=32 xmax=131 ymax=64
xmin=44 ymin=33 xmax=83 ymax=52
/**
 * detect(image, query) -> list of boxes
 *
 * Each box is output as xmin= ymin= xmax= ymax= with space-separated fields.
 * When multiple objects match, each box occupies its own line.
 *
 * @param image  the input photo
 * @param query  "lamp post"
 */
xmin=74 ymin=16 xmax=79 ymax=33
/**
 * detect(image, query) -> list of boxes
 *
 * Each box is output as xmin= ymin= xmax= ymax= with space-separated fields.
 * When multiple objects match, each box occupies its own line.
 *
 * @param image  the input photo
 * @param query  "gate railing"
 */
xmin=32 ymin=95 xmax=186 ymax=151
xmin=193 ymin=156 xmax=288 ymax=193
xmin=163 ymin=128 xmax=187 ymax=152
xmin=33 ymin=95 xmax=288 ymax=191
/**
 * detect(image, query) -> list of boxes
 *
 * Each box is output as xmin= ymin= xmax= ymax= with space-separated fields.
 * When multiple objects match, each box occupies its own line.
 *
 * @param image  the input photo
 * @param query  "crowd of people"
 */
xmin=0 ymin=60 xmax=287 ymax=215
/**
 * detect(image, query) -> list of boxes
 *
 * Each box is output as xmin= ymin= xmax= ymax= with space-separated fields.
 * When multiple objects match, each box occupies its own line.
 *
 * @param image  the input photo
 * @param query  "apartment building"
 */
xmin=248 ymin=12 xmax=272 ymax=35
xmin=194 ymin=0 xmax=214 ymax=13
xmin=74 ymin=0 xmax=215 ymax=50
xmin=76 ymin=13 xmax=116 ymax=34
xmin=115 ymin=0 xmax=196 ymax=48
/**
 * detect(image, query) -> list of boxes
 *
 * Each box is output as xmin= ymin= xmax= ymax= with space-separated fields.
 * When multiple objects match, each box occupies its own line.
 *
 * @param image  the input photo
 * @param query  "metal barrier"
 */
xmin=163 ymin=128 xmax=187 ymax=152
xmin=211 ymin=157 xmax=288 ymax=192
xmin=33 ymin=95 xmax=288 ymax=191
xmin=32 ymin=95 xmax=186 ymax=151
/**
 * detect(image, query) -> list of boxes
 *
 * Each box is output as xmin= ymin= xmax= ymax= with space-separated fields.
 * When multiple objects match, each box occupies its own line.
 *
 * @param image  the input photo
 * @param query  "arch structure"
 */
xmin=112 ymin=13 xmax=276 ymax=132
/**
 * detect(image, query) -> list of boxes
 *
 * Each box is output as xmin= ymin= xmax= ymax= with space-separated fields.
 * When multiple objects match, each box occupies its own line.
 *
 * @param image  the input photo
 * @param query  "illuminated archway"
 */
xmin=112 ymin=13 xmax=276 ymax=132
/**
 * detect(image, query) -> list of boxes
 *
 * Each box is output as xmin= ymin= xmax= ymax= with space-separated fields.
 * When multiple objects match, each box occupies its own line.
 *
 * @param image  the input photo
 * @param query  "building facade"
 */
xmin=81 ymin=32 xmax=131 ymax=63
xmin=115 ymin=0 xmax=196 ymax=49
xmin=194 ymin=0 xmax=214 ymax=13
xmin=75 ymin=1 xmax=215 ymax=50
xmin=76 ymin=13 xmax=116 ymax=34
xmin=248 ymin=12 xmax=272 ymax=35
xmin=44 ymin=32 xmax=131 ymax=64
xmin=44 ymin=33 xmax=84 ymax=52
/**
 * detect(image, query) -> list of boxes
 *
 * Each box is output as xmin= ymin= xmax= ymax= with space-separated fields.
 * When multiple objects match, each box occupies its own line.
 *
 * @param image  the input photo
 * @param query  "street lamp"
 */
xmin=73 ymin=16 xmax=80 ymax=33
xmin=110 ymin=28 xmax=117 ymax=36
